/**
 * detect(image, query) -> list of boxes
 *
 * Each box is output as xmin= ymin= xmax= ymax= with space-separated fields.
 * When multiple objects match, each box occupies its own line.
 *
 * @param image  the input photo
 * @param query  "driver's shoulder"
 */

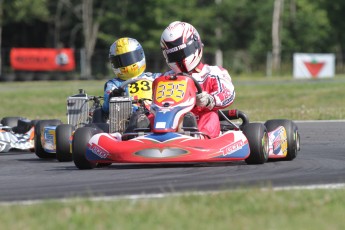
xmin=105 ymin=78 xmax=124 ymax=88
xmin=199 ymin=65 xmax=230 ymax=78
xmin=140 ymin=72 xmax=163 ymax=79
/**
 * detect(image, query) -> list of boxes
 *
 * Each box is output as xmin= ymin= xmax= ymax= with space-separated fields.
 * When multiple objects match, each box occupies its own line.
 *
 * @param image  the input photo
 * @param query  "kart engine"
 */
xmin=109 ymin=97 xmax=132 ymax=133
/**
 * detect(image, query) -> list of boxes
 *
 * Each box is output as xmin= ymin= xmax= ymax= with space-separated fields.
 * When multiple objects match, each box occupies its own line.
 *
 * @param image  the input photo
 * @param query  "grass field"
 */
xmin=0 ymin=188 xmax=344 ymax=230
xmin=1 ymin=75 xmax=345 ymax=229
xmin=232 ymin=76 xmax=345 ymax=121
xmin=1 ymin=75 xmax=345 ymax=122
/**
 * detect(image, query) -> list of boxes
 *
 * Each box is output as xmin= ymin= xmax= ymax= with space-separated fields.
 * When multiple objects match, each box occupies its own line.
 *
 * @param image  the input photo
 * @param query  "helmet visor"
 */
xmin=110 ymin=48 xmax=144 ymax=68
xmin=165 ymin=40 xmax=201 ymax=63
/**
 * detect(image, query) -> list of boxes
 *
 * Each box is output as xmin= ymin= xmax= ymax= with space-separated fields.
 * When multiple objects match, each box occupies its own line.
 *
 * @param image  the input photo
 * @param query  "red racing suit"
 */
xmin=165 ymin=62 xmax=235 ymax=138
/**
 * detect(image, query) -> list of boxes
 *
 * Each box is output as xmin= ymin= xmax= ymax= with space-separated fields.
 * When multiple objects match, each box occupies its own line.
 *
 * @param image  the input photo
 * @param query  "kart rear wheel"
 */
xmin=34 ymin=119 xmax=62 ymax=159
xmin=242 ymin=123 xmax=269 ymax=164
xmin=73 ymin=127 xmax=96 ymax=169
xmin=56 ymin=124 xmax=73 ymax=162
xmin=264 ymin=119 xmax=300 ymax=161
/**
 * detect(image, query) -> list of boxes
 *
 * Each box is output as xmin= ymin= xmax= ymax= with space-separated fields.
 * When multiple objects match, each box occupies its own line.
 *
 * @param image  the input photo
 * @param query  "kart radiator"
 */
xmin=67 ymin=93 xmax=89 ymax=128
xmin=109 ymin=97 xmax=132 ymax=133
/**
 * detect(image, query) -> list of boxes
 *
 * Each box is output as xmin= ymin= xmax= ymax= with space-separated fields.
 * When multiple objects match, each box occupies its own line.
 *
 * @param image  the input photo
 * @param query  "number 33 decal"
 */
xmin=129 ymin=80 xmax=151 ymax=94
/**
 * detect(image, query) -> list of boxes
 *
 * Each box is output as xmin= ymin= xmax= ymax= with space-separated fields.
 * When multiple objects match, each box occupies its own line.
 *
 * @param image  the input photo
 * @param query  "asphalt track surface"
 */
xmin=0 ymin=121 xmax=344 ymax=202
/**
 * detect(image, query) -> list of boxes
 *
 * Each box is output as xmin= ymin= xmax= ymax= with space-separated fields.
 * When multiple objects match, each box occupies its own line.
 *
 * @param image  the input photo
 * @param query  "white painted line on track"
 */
xmin=267 ymin=183 xmax=345 ymax=191
xmin=1 ymin=183 xmax=345 ymax=206
xmin=294 ymin=120 xmax=345 ymax=123
xmin=253 ymin=120 xmax=345 ymax=123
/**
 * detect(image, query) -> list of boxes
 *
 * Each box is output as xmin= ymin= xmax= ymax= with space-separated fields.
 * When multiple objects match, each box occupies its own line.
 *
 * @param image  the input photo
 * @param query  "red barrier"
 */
xmin=10 ymin=48 xmax=76 ymax=71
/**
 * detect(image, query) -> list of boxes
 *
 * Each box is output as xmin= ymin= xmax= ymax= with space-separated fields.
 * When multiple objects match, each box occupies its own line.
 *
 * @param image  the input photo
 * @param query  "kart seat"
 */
xmin=125 ymin=109 xmax=151 ymax=133
xmin=12 ymin=118 xmax=33 ymax=134
xmin=182 ymin=112 xmax=198 ymax=132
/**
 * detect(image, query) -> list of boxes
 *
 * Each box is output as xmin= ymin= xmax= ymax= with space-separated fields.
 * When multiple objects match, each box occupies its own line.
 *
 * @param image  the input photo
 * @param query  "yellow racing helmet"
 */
xmin=109 ymin=37 xmax=146 ymax=80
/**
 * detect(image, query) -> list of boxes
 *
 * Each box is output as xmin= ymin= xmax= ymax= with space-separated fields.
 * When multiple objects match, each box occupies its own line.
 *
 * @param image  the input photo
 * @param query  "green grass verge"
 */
xmin=1 ymin=75 xmax=345 ymax=122
xmin=0 ymin=80 xmax=104 ymax=123
xmin=231 ymin=75 xmax=345 ymax=121
xmin=0 ymin=188 xmax=344 ymax=230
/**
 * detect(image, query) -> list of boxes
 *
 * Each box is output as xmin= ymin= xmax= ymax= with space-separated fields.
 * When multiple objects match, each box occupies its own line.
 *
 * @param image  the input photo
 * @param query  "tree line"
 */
xmin=0 ymin=0 xmax=344 ymax=78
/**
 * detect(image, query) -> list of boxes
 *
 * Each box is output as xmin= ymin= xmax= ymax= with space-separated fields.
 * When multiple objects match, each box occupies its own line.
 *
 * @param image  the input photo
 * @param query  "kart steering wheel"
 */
xmin=119 ymin=78 xmax=138 ymax=91
xmin=169 ymin=73 xmax=203 ymax=94
xmin=189 ymin=75 xmax=203 ymax=94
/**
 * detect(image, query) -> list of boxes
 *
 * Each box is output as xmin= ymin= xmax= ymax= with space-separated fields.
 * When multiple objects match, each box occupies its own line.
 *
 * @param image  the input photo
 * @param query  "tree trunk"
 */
xmin=82 ymin=0 xmax=100 ymax=79
xmin=53 ymin=0 xmax=64 ymax=48
xmin=215 ymin=0 xmax=223 ymax=67
xmin=272 ymin=0 xmax=284 ymax=72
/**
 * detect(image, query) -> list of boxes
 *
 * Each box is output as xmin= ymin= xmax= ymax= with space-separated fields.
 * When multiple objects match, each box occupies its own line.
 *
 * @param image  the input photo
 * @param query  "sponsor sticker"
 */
xmin=156 ymin=122 xmax=166 ymax=129
xmin=166 ymin=44 xmax=187 ymax=54
xmin=221 ymin=140 xmax=244 ymax=156
xmin=89 ymin=143 xmax=109 ymax=159
xmin=271 ymin=127 xmax=288 ymax=155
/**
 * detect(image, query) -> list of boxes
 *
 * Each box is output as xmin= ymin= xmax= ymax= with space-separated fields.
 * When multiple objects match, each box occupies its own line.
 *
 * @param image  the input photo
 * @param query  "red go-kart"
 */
xmin=73 ymin=74 xmax=300 ymax=169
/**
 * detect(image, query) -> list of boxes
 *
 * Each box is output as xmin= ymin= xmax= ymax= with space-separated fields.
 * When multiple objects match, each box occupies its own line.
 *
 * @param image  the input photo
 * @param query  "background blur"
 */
xmin=0 ymin=0 xmax=344 ymax=80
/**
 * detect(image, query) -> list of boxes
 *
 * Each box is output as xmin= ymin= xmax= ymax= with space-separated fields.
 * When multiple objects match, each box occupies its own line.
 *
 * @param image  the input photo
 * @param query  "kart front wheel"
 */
xmin=264 ymin=119 xmax=300 ymax=161
xmin=73 ymin=127 xmax=96 ymax=169
xmin=56 ymin=124 xmax=73 ymax=162
xmin=34 ymin=119 xmax=62 ymax=159
xmin=242 ymin=123 xmax=269 ymax=164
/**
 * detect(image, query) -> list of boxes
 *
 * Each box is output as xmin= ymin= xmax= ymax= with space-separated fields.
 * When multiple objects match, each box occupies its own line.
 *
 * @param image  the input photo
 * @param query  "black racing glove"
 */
xmin=109 ymin=87 xmax=124 ymax=98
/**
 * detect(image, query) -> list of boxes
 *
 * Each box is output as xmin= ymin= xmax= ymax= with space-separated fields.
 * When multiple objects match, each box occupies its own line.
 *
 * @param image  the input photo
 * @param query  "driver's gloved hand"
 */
xmin=196 ymin=92 xmax=215 ymax=110
xmin=109 ymin=87 xmax=124 ymax=98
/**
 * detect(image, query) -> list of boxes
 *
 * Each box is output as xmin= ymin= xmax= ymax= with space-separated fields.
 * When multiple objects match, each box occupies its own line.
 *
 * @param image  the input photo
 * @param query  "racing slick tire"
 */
xmin=73 ymin=127 xmax=97 ymax=169
xmin=56 ymin=124 xmax=73 ymax=162
xmin=34 ymin=119 xmax=62 ymax=159
xmin=242 ymin=123 xmax=269 ymax=164
xmin=264 ymin=119 xmax=300 ymax=161
xmin=1 ymin=117 xmax=24 ymax=127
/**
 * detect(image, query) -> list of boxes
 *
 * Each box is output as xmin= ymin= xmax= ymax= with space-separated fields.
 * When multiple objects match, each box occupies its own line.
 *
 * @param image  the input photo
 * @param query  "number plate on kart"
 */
xmin=128 ymin=79 xmax=152 ymax=100
xmin=155 ymin=80 xmax=187 ymax=103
